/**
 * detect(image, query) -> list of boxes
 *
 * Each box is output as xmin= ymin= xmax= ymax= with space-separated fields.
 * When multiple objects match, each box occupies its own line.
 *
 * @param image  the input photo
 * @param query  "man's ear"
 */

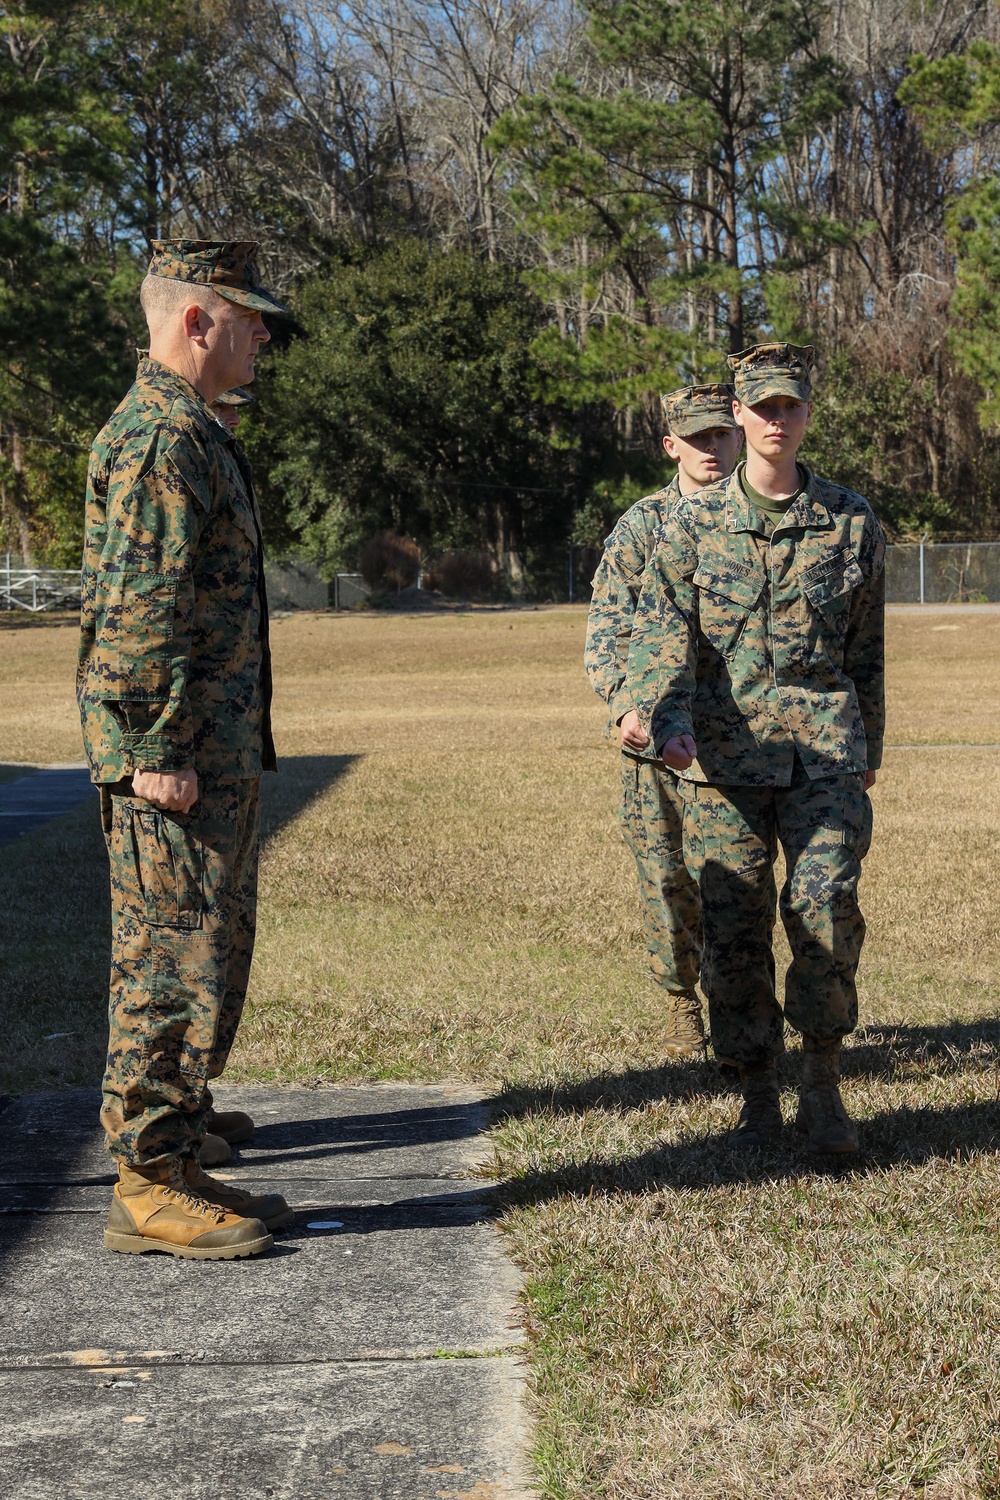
xmin=663 ymin=433 xmax=679 ymax=460
xmin=182 ymin=301 xmax=212 ymax=343
xmin=732 ymin=399 xmax=746 ymax=429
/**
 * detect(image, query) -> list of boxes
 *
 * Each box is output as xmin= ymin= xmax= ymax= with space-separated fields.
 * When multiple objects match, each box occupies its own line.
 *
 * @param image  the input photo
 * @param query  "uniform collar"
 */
xmin=724 ymin=464 xmax=831 ymax=533
xmin=136 ymin=357 xmax=230 ymax=442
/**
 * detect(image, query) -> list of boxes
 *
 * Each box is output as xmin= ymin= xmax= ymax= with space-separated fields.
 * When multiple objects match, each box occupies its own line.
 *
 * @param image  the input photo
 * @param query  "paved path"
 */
xmin=0 ymin=764 xmax=95 ymax=847
xmin=0 ymin=1085 xmax=528 ymax=1499
xmin=886 ymin=602 xmax=1000 ymax=613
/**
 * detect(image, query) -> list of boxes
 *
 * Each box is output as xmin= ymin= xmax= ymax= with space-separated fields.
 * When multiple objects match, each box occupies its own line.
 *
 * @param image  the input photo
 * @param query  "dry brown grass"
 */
xmin=2 ymin=605 xmax=1000 ymax=1496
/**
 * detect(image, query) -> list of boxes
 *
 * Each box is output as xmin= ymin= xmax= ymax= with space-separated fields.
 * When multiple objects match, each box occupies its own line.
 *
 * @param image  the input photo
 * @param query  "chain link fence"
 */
xmin=884 ymin=542 xmax=1000 ymax=604
xmin=266 ymin=559 xmax=331 ymax=611
xmin=568 ymin=542 xmax=1000 ymax=605
xmin=10 ymin=544 xmax=1000 ymax=612
xmin=331 ymin=573 xmax=370 ymax=609
xmin=267 ymin=565 xmax=372 ymax=610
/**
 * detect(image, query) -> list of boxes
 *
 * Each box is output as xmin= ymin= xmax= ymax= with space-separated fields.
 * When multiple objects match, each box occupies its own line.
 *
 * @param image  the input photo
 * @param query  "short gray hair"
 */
xmin=139 ymin=273 xmax=226 ymax=331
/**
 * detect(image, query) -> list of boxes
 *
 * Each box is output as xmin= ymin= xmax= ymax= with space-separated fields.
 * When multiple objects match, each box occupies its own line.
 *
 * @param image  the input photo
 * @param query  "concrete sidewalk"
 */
xmin=0 ymin=1085 xmax=529 ymax=1499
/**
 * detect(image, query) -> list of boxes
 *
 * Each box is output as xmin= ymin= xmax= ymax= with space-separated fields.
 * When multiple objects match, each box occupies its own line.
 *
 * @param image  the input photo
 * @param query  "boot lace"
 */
xmin=162 ymin=1166 xmax=228 ymax=1223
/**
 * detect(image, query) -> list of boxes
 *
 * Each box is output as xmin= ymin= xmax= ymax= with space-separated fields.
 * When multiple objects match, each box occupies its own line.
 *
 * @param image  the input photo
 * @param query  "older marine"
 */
xmin=627 ymin=344 xmax=885 ymax=1153
xmin=78 ymin=239 xmax=290 ymax=1258
xmin=585 ymin=384 xmax=742 ymax=1058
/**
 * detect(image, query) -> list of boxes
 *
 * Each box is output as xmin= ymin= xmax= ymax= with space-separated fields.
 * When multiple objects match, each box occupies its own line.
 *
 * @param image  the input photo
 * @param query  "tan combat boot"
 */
xmin=663 ymin=989 xmax=707 ymax=1059
xmin=105 ymin=1159 xmax=273 ymax=1260
xmin=206 ymin=1107 xmax=255 ymax=1144
xmin=795 ymin=1036 xmax=859 ymax=1155
xmin=730 ymin=1061 xmax=783 ymax=1148
xmin=182 ymin=1157 xmax=294 ymax=1232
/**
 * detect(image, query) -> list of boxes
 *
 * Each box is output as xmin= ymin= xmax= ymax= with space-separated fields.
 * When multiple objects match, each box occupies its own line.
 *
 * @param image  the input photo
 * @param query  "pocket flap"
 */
xmin=164 ymin=441 xmax=212 ymax=513
xmin=693 ymin=564 xmax=762 ymax=609
xmin=802 ymin=548 xmax=863 ymax=605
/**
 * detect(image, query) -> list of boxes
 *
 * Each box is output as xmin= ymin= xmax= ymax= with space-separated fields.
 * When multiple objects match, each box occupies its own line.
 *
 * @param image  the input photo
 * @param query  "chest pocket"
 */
xmin=801 ymin=548 xmax=863 ymax=636
xmin=694 ymin=564 xmax=763 ymax=658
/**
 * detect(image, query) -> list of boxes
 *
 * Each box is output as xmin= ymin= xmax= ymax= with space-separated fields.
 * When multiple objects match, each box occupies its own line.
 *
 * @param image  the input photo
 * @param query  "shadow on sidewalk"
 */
xmin=249 ymin=1101 xmax=484 ymax=1168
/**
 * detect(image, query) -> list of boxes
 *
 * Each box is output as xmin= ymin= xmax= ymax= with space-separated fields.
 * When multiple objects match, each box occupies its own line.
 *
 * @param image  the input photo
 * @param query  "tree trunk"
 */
xmin=4 ymin=424 xmax=33 ymax=562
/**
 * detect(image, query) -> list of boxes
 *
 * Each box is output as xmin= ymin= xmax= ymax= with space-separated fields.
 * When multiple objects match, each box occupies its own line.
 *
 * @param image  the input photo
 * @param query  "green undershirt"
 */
xmin=739 ymin=461 xmax=806 ymax=521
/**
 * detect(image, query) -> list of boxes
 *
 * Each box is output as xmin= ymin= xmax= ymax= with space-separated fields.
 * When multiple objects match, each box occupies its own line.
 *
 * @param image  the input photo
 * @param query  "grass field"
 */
xmin=2 ymin=605 xmax=1000 ymax=1497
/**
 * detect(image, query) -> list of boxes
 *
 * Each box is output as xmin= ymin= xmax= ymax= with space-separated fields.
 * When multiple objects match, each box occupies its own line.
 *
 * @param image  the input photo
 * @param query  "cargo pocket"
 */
xmin=679 ymin=783 xmax=705 ymax=888
xmin=694 ymin=565 xmax=762 ymax=658
xmin=133 ymin=807 xmax=203 ymax=928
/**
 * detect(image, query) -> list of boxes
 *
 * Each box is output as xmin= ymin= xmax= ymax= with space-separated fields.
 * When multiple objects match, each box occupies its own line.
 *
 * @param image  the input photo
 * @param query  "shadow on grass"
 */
xmin=845 ymin=1019 xmax=1000 ymax=1078
xmin=259 ymin=754 xmax=360 ymax=846
xmin=490 ymin=1018 xmax=1000 ymax=1127
xmin=488 ymin=1020 xmax=1000 ymax=1201
xmin=494 ymin=1096 xmax=1000 ymax=1204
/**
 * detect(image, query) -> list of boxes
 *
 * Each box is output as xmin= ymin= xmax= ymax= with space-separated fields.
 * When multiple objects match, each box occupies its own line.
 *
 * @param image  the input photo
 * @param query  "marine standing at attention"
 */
xmin=78 ymin=239 xmax=292 ymax=1258
xmin=585 ymin=385 xmax=743 ymax=1059
xmin=627 ymin=344 xmax=885 ymax=1154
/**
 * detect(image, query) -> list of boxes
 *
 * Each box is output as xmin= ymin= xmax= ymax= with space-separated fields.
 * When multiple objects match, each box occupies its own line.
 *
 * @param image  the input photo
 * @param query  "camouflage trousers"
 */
xmin=619 ymin=753 xmax=702 ymax=993
xmin=100 ymin=777 xmax=260 ymax=1164
xmin=681 ymin=767 xmax=873 ymax=1065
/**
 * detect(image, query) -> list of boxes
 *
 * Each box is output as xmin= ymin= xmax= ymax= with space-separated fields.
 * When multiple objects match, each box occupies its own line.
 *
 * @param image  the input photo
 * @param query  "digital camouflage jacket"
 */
xmin=78 ymin=359 xmax=275 ymax=782
xmin=585 ymin=477 xmax=680 ymax=763
xmin=626 ymin=467 xmax=885 ymax=786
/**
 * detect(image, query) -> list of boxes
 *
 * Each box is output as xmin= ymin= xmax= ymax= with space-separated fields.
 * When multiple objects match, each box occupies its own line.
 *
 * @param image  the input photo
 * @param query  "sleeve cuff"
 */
xmin=609 ymin=686 xmax=635 ymax=724
xmin=652 ymin=712 xmax=694 ymax=757
xmin=121 ymin=733 xmax=195 ymax=772
xmin=866 ymin=739 xmax=883 ymax=771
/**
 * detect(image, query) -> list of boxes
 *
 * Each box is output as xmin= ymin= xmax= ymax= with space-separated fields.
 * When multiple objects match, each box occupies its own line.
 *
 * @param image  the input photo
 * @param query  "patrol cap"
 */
xmin=660 ymin=383 xmax=737 ymax=436
xmin=727 ymin=342 xmax=815 ymax=404
xmin=147 ymin=239 xmax=290 ymax=316
xmin=213 ymin=387 xmax=255 ymax=408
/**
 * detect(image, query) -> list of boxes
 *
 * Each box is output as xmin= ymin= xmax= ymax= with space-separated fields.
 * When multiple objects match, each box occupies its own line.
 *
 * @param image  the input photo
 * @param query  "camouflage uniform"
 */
xmin=78 ymin=241 xmax=287 ymax=1165
xmin=587 ymin=475 xmax=701 ymax=995
xmin=627 ymin=349 xmax=885 ymax=1068
xmin=585 ymin=384 xmax=738 ymax=1005
xmin=100 ymin=779 xmax=262 ymax=1161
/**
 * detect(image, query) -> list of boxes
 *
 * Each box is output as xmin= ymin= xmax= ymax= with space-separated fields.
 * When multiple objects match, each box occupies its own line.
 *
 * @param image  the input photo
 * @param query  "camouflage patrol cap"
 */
xmin=727 ymin=342 xmax=815 ymax=404
xmin=147 ymin=239 xmax=290 ymax=316
xmin=660 ymin=383 xmax=737 ymax=436
xmin=213 ymin=387 xmax=255 ymax=408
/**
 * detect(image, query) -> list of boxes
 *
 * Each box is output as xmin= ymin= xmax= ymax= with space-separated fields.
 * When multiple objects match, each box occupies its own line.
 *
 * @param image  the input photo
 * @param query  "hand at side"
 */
xmin=661 ymin=734 xmax=697 ymax=771
xmin=619 ymin=709 xmax=651 ymax=752
xmin=132 ymin=769 xmax=199 ymax=813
